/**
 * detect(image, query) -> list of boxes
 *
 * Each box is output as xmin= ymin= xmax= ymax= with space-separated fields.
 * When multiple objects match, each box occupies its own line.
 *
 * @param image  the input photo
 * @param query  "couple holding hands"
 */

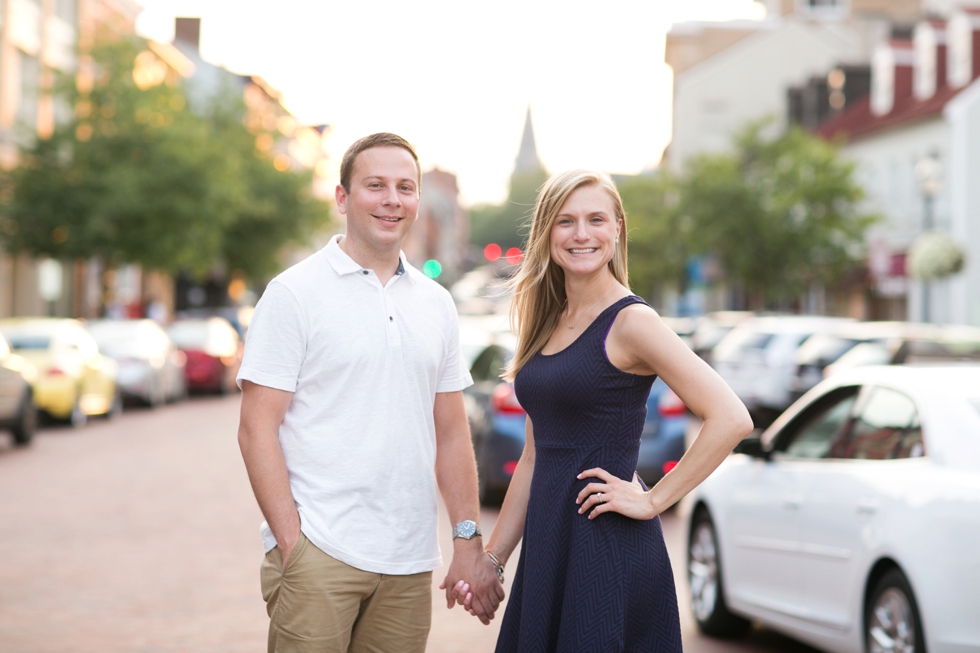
xmin=237 ymin=132 xmax=752 ymax=652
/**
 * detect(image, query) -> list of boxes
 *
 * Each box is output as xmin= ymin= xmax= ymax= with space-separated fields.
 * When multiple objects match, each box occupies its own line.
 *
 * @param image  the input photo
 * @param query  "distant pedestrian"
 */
xmin=452 ymin=170 xmax=753 ymax=651
xmin=237 ymin=133 xmax=503 ymax=653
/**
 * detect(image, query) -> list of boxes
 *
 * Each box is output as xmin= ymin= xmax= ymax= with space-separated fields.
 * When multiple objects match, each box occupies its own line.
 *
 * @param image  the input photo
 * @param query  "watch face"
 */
xmin=455 ymin=521 xmax=477 ymax=538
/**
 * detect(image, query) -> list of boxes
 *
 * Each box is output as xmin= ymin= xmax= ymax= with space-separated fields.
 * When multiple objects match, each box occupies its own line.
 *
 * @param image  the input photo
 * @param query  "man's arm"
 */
xmin=238 ymin=380 xmax=301 ymax=563
xmin=434 ymin=391 xmax=505 ymax=625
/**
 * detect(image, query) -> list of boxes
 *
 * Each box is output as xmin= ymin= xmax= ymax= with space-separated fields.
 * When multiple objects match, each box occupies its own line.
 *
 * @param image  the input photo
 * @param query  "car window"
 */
xmin=796 ymin=335 xmax=861 ymax=366
xmin=5 ymin=334 xmax=51 ymax=350
xmin=470 ymin=346 xmax=506 ymax=383
xmin=167 ymin=321 xmax=209 ymax=349
xmin=777 ymin=386 xmax=860 ymax=459
xmin=741 ymin=332 xmax=774 ymax=351
xmin=832 ymin=387 xmax=923 ymax=460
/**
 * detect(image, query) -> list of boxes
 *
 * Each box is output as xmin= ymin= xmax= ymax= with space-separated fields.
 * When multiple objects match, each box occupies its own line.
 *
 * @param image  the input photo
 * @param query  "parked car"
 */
xmin=466 ymin=337 xmax=523 ymax=505
xmin=660 ymin=316 xmax=696 ymax=349
xmin=86 ymin=319 xmax=186 ymax=407
xmin=711 ymin=315 xmax=854 ymax=426
xmin=465 ymin=337 xmax=690 ymax=504
xmin=0 ymin=333 xmax=38 ymax=445
xmin=686 ymin=365 xmax=980 ymax=653
xmin=166 ymin=317 xmax=242 ymax=394
xmin=690 ymin=311 xmax=754 ymax=363
xmin=791 ymin=321 xmax=924 ymax=399
xmin=0 ymin=318 xmax=119 ymax=426
xmin=823 ymin=323 xmax=980 ymax=378
xmin=174 ymin=306 xmax=252 ymax=342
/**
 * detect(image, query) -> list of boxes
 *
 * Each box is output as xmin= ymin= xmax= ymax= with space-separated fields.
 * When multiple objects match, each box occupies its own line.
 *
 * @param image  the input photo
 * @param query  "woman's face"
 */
xmin=549 ymin=184 xmax=622 ymax=278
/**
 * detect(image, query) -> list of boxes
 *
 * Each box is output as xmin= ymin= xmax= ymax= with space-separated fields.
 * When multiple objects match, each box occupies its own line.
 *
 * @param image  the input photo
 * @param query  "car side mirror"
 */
xmin=733 ymin=432 xmax=770 ymax=460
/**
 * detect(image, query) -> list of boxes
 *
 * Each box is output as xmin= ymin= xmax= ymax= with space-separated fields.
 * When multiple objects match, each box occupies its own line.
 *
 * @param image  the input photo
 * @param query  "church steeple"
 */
xmin=513 ymin=105 xmax=543 ymax=175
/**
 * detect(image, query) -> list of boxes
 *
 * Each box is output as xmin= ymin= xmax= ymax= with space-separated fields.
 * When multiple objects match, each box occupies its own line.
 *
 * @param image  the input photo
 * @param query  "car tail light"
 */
xmin=662 ymin=461 xmax=678 ymax=475
xmin=491 ymin=383 xmax=525 ymax=416
xmin=657 ymin=389 xmax=686 ymax=417
xmin=502 ymin=461 xmax=518 ymax=475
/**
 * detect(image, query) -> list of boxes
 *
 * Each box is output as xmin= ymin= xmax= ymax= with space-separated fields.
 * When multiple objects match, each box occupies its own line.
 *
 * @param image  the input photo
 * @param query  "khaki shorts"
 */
xmin=260 ymin=533 xmax=432 ymax=653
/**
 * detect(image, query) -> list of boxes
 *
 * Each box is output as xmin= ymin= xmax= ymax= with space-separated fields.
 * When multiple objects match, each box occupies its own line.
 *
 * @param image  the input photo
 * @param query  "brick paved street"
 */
xmin=0 ymin=396 xmax=816 ymax=653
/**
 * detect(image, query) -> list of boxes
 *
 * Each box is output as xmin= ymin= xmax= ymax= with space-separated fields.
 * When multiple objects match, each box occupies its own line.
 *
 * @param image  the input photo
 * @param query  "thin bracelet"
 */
xmin=485 ymin=550 xmax=505 ymax=583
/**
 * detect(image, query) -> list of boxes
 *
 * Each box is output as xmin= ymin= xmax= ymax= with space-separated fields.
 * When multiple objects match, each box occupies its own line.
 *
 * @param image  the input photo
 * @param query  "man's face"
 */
xmin=336 ymin=146 xmax=420 ymax=252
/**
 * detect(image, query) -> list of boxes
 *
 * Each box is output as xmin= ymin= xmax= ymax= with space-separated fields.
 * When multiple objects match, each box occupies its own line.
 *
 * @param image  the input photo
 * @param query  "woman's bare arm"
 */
xmin=576 ymin=305 xmax=754 ymax=519
xmin=453 ymin=415 xmax=536 ymax=612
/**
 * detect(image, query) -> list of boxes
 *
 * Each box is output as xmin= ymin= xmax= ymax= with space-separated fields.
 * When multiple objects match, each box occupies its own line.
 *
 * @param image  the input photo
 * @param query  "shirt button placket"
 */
xmin=384 ymin=288 xmax=399 ymax=343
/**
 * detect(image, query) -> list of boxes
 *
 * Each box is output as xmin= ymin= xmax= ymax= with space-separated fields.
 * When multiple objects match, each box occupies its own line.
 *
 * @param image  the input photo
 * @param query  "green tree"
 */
xmin=0 ymin=36 xmax=330 ymax=282
xmin=677 ymin=120 xmax=875 ymax=306
xmin=619 ymin=173 xmax=689 ymax=301
xmin=469 ymin=168 xmax=548 ymax=252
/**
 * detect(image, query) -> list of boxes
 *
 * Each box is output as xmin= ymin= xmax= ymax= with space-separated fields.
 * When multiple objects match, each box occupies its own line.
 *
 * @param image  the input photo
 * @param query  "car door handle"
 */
xmin=857 ymin=498 xmax=879 ymax=515
xmin=784 ymin=494 xmax=803 ymax=510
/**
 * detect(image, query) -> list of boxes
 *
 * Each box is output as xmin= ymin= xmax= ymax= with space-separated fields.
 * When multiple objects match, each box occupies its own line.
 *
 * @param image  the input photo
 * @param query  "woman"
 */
xmin=454 ymin=170 xmax=753 ymax=651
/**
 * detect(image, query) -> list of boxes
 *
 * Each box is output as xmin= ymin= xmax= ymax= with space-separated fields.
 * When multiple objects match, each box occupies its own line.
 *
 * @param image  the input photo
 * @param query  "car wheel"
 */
xmin=217 ymin=370 xmax=230 ymax=395
xmin=69 ymin=398 xmax=87 ymax=429
xmin=149 ymin=383 xmax=165 ymax=408
xmin=478 ymin=465 xmax=504 ymax=506
xmin=688 ymin=509 xmax=751 ymax=637
xmin=107 ymin=391 xmax=123 ymax=420
xmin=11 ymin=391 xmax=37 ymax=446
xmin=866 ymin=568 xmax=925 ymax=653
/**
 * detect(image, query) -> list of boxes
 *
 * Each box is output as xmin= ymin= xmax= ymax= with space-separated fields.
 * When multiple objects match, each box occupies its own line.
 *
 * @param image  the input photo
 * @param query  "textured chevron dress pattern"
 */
xmin=495 ymin=296 xmax=682 ymax=653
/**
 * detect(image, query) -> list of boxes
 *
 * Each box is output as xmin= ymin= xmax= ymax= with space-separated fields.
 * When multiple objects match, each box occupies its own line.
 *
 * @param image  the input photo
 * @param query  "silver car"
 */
xmin=0 ymin=333 xmax=37 ymax=445
xmin=87 ymin=319 xmax=186 ymax=407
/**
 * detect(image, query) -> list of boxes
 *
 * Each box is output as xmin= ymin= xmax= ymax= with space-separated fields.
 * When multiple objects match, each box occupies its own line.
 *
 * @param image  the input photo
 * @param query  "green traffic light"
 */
xmin=423 ymin=259 xmax=442 ymax=278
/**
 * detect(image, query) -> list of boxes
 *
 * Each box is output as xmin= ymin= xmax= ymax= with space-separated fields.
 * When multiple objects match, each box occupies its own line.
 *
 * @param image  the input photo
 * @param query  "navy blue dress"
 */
xmin=495 ymin=296 xmax=682 ymax=653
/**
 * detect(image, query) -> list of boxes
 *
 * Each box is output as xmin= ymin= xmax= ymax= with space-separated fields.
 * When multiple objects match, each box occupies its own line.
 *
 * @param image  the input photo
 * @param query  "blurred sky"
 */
xmin=135 ymin=0 xmax=765 ymax=205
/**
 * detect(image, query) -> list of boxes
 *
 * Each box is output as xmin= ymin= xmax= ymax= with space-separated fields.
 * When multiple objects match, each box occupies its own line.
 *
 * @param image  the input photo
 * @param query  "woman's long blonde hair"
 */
xmin=502 ymin=170 xmax=630 ymax=382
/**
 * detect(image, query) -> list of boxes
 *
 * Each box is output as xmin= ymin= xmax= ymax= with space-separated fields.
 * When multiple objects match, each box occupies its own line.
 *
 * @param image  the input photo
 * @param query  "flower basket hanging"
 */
xmin=907 ymin=232 xmax=966 ymax=280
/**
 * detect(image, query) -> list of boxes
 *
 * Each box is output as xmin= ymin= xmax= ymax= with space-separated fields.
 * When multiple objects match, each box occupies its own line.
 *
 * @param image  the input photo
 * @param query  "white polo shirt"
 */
xmin=237 ymin=235 xmax=472 ymax=575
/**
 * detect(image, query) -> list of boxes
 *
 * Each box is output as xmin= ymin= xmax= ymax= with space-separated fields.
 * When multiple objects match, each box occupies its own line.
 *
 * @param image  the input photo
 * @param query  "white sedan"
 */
xmin=686 ymin=365 xmax=980 ymax=653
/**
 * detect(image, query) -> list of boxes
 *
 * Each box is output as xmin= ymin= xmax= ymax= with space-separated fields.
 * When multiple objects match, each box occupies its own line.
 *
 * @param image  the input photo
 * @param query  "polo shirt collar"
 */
xmin=323 ymin=235 xmax=414 ymax=284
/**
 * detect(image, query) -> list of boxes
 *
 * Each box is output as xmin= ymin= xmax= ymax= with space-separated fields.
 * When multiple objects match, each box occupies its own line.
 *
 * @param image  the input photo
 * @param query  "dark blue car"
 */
xmin=465 ymin=342 xmax=689 ymax=505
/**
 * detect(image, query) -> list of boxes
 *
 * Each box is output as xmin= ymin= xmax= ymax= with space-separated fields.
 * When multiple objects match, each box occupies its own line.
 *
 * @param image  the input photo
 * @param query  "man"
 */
xmin=237 ymin=133 xmax=504 ymax=653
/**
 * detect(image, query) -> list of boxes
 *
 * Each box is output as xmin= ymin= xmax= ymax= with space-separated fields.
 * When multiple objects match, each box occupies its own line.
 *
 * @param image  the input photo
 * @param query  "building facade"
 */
xmin=665 ymin=0 xmax=925 ymax=169
xmin=813 ymin=7 xmax=980 ymax=325
xmin=0 ymin=0 xmax=141 ymax=319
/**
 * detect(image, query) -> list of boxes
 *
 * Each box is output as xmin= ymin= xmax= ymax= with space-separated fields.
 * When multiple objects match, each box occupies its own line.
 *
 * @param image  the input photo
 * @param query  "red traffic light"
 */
xmin=484 ymin=243 xmax=502 ymax=262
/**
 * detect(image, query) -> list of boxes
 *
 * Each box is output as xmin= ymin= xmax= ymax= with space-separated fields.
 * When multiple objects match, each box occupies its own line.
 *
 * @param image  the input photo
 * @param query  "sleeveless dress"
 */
xmin=494 ymin=296 xmax=682 ymax=653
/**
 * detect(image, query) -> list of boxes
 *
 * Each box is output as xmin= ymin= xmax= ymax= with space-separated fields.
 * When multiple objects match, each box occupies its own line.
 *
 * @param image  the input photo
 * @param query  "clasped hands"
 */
xmin=439 ymin=544 xmax=505 ymax=625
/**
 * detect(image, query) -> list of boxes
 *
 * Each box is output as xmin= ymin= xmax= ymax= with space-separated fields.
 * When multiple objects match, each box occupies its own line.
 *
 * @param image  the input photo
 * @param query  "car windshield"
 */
xmin=167 ymin=321 xmax=209 ymax=349
xmin=87 ymin=322 xmax=159 ymax=358
xmin=796 ymin=335 xmax=862 ymax=366
xmin=714 ymin=328 xmax=770 ymax=361
xmin=4 ymin=335 xmax=51 ymax=350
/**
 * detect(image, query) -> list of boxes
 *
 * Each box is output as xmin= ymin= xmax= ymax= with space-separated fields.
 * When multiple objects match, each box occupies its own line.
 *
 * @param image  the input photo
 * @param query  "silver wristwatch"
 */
xmin=452 ymin=520 xmax=482 ymax=540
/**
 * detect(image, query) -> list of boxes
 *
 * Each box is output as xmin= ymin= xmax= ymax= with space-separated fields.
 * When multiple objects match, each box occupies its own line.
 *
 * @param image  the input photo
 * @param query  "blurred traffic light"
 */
xmin=422 ymin=260 xmax=442 ymax=278
xmin=484 ymin=243 xmax=502 ymax=262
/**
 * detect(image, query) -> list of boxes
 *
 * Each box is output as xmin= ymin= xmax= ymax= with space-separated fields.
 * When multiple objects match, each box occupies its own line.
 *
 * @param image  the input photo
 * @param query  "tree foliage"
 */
xmin=0 ymin=37 xmax=330 ymax=282
xmin=619 ymin=173 xmax=689 ymax=300
xmin=627 ymin=120 xmax=875 ymax=306
xmin=469 ymin=167 xmax=548 ymax=251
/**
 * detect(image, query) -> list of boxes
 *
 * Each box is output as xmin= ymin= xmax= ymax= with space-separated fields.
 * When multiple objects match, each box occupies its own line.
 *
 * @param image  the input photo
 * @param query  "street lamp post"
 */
xmin=913 ymin=154 xmax=943 ymax=323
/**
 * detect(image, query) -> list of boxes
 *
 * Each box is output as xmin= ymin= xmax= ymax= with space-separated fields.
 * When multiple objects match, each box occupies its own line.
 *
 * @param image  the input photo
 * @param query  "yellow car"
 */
xmin=0 ymin=318 xmax=119 ymax=427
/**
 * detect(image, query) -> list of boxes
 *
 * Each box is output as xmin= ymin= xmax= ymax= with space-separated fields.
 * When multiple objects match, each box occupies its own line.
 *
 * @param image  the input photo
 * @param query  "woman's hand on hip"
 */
xmin=576 ymin=468 xmax=657 ymax=520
